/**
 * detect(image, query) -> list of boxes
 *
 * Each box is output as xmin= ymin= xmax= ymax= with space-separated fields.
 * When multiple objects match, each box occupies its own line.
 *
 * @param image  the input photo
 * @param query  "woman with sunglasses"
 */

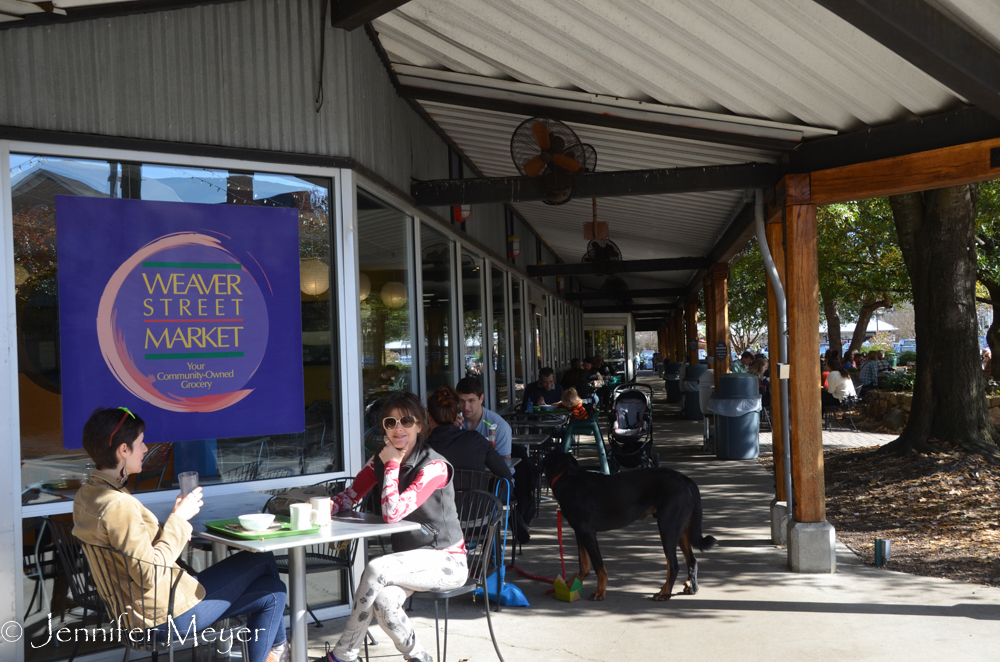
xmin=72 ymin=407 xmax=290 ymax=662
xmin=326 ymin=392 xmax=467 ymax=662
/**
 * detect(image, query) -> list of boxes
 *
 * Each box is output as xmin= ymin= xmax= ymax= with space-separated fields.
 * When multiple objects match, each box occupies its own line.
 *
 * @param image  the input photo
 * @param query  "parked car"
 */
xmin=895 ymin=339 xmax=917 ymax=354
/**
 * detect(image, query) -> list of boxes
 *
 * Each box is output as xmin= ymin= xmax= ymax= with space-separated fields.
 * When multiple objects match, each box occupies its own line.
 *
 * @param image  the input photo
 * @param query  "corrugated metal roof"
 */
xmin=374 ymin=0 xmax=964 ymax=132
xmin=420 ymin=100 xmax=755 ymax=290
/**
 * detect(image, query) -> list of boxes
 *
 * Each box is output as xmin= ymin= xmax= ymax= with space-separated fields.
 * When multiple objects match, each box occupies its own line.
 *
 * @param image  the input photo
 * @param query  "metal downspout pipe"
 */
xmin=754 ymin=189 xmax=794 ymax=520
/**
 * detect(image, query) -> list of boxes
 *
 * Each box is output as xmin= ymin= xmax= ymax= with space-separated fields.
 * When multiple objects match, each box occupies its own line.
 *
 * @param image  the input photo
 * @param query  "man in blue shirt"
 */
xmin=521 ymin=367 xmax=563 ymax=409
xmin=456 ymin=377 xmax=512 ymax=469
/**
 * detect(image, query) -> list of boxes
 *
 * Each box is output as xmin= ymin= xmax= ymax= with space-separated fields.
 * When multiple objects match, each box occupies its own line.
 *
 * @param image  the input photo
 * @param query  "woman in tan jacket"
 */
xmin=72 ymin=407 xmax=289 ymax=662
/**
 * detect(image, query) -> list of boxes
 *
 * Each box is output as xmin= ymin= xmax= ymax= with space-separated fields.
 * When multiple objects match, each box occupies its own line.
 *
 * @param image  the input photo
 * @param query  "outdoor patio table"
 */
xmin=196 ymin=510 xmax=421 ymax=662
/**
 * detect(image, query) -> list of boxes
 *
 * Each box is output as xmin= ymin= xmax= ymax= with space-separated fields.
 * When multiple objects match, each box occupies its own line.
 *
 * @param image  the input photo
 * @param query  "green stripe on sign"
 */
xmin=141 ymin=262 xmax=242 ymax=269
xmin=145 ymin=352 xmax=244 ymax=360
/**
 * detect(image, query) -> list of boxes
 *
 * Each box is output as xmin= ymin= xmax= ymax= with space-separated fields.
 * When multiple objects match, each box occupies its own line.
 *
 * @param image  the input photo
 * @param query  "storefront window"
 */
xmin=491 ymin=266 xmax=509 ymax=409
xmin=585 ymin=328 xmax=627 ymax=374
xmin=462 ymin=251 xmax=484 ymax=380
xmin=511 ymin=278 xmax=525 ymax=403
xmin=12 ymin=155 xmax=342 ymax=501
xmin=358 ymin=191 xmax=415 ymax=452
xmin=421 ymin=225 xmax=454 ymax=393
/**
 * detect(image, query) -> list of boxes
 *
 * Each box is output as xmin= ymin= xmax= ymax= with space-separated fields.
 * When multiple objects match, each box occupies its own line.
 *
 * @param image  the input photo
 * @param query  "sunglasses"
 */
xmin=383 ymin=416 xmax=418 ymax=430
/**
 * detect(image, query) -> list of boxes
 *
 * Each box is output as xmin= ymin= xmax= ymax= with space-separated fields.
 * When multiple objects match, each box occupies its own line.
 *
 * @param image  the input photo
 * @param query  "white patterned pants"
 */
xmin=334 ymin=549 xmax=469 ymax=662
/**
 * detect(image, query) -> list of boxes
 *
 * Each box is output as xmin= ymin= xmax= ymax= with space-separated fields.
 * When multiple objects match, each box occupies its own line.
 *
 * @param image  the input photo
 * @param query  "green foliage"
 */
xmin=727 ymin=238 xmax=768 ymax=353
xmin=897 ymin=350 xmax=917 ymax=365
xmin=817 ymin=199 xmax=910 ymax=337
xmin=976 ymin=179 xmax=1000 ymax=284
xmin=883 ymin=370 xmax=915 ymax=392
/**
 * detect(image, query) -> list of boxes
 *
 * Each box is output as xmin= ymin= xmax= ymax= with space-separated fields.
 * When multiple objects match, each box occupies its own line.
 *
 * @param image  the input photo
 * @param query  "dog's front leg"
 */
xmin=573 ymin=544 xmax=592 ymax=584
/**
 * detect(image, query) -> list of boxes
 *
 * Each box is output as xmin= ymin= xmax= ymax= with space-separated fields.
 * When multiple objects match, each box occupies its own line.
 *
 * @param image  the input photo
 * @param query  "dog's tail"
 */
xmin=689 ymin=484 xmax=718 ymax=552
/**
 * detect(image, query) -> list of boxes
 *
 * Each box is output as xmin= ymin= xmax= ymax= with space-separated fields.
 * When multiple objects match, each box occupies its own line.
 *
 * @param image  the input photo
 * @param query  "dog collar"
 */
xmin=550 ymin=471 xmax=566 ymax=488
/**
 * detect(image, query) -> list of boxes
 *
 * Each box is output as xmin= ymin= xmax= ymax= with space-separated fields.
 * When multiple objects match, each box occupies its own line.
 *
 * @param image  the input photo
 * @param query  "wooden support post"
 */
xmin=765 ymin=218 xmax=787 ymax=502
xmin=658 ymin=323 xmax=668 ymax=362
xmin=686 ymin=295 xmax=700 ymax=364
xmin=784 ymin=174 xmax=825 ymax=523
xmin=703 ymin=277 xmax=715 ymax=369
xmin=707 ymin=264 xmax=731 ymax=389
xmin=674 ymin=312 xmax=685 ymax=364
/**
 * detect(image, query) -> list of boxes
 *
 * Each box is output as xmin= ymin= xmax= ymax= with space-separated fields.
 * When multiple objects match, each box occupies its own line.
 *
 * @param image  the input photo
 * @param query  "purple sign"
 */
xmin=57 ymin=197 xmax=305 ymax=448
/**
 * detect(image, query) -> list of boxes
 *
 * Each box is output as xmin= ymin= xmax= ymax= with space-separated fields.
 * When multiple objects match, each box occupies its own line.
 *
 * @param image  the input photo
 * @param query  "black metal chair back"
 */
xmin=223 ymin=461 xmax=260 ymax=483
xmin=46 ymin=518 xmax=107 ymax=662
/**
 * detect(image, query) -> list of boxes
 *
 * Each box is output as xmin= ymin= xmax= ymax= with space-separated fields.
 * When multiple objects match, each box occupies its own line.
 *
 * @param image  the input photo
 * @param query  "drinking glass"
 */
xmin=178 ymin=471 xmax=199 ymax=496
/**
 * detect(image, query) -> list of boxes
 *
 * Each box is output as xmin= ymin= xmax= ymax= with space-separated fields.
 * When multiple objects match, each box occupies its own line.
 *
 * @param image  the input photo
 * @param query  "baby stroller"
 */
xmin=606 ymin=383 xmax=657 ymax=472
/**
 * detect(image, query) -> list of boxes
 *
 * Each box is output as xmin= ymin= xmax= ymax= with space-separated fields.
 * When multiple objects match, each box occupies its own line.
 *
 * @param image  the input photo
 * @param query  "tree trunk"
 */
xmin=884 ymin=185 xmax=999 ymax=457
xmin=983 ymin=279 xmax=1000 ymax=380
xmin=847 ymin=298 xmax=891 ymax=356
xmin=824 ymin=298 xmax=842 ymax=354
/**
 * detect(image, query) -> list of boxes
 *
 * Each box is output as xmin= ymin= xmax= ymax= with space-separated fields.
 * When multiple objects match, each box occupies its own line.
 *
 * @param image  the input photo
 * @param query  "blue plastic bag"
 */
xmin=471 ymin=566 xmax=530 ymax=607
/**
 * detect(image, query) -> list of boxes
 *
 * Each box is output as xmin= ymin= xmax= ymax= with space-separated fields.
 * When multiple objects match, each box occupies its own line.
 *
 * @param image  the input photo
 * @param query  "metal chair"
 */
xmin=46 ymin=517 xmax=108 ymax=662
xmin=81 ymin=541 xmax=249 ymax=662
xmin=416 ymin=489 xmax=505 ymax=662
xmin=561 ymin=409 xmax=610 ymax=474
xmin=23 ymin=489 xmax=59 ymax=618
xmin=452 ymin=469 xmax=515 ymax=570
xmin=268 ymin=479 xmax=359 ymax=627
xmin=134 ymin=442 xmax=173 ymax=491
xmin=222 ymin=461 xmax=260 ymax=483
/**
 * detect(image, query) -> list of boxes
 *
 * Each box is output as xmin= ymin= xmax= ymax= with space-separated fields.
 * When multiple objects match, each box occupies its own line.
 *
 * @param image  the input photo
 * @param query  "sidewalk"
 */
xmin=309 ymin=377 xmax=1000 ymax=662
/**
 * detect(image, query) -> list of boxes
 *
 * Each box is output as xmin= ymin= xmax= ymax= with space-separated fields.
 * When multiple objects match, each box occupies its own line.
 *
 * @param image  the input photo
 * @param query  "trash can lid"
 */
xmin=685 ymin=364 xmax=708 ymax=380
xmin=663 ymin=362 xmax=683 ymax=374
xmin=719 ymin=373 xmax=759 ymax=397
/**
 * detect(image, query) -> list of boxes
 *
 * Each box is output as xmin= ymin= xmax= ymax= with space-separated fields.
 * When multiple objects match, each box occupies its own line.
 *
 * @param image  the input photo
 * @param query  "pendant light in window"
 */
xmin=300 ymin=258 xmax=330 ymax=296
xmin=381 ymin=281 xmax=407 ymax=309
xmin=359 ymin=272 xmax=371 ymax=301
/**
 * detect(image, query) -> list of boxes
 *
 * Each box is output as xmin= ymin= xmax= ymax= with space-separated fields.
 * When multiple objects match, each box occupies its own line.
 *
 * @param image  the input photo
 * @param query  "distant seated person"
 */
xmin=823 ymin=354 xmax=856 ymax=407
xmin=562 ymin=387 xmax=594 ymax=420
xmin=583 ymin=358 xmax=604 ymax=385
xmin=858 ymin=350 xmax=880 ymax=388
xmin=425 ymin=386 xmax=512 ymax=483
xmin=876 ymin=350 xmax=891 ymax=372
xmin=522 ymin=367 xmax=564 ymax=409
xmin=592 ymin=354 xmax=612 ymax=376
xmin=561 ymin=359 xmax=595 ymax=401
xmin=731 ymin=350 xmax=754 ymax=374
xmin=379 ymin=364 xmax=402 ymax=390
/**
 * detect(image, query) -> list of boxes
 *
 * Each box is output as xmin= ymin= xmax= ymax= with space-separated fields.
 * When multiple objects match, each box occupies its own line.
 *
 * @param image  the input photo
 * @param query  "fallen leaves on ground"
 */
xmin=761 ymin=441 xmax=1000 ymax=587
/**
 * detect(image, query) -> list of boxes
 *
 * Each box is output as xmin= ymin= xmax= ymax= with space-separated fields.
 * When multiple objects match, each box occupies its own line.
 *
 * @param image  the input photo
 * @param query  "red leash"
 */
xmin=506 ymin=509 xmax=568 ymax=595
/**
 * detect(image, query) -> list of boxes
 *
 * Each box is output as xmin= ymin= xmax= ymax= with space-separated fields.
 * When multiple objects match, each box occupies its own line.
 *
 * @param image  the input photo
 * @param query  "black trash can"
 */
xmin=683 ymin=364 xmax=707 ymax=420
xmin=708 ymin=374 xmax=761 ymax=460
xmin=664 ymin=362 xmax=683 ymax=403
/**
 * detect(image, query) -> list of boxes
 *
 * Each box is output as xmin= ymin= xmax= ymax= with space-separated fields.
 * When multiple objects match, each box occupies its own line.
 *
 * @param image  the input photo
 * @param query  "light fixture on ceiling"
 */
xmin=300 ymin=258 xmax=330 ymax=296
xmin=381 ymin=281 xmax=408 ymax=309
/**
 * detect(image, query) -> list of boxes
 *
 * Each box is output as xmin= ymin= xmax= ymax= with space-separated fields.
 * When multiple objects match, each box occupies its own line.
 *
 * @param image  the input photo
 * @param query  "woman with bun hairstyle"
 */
xmin=326 ymin=392 xmax=467 ymax=662
xmin=424 ymin=385 xmax=513 ymax=481
xmin=72 ymin=407 xmax=289 ymax=662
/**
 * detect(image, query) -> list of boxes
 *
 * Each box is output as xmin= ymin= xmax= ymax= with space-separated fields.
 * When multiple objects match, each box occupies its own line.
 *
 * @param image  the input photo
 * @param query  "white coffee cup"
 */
xmin=309 ymin=497 xmax=332 ymax=527
xmin=289 ymin=502 xmax=319 ymax=531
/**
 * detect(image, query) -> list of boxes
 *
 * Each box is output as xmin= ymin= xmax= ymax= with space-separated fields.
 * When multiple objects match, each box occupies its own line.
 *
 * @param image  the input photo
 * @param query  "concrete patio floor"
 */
xmin=307 ymin=375 xmax=1000 ymax=662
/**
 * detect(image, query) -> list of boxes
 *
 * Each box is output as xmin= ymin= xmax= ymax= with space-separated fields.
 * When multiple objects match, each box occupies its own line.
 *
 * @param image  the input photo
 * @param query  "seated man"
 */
xmin=521 ymin=367 xmax=564 ymax=409
xmin=456 ymin=377 xmax=535 ymax=541
xmin=858 ymin=350 xmax=880 ymax=389
xmin=730 ymin=350 xmax=754 ymax=374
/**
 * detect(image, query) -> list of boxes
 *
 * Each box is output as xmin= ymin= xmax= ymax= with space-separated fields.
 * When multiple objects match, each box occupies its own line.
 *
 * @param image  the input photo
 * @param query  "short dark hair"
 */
xmin=82 ymin=407 xmax=147 ymax=470
xmin=570 ymin=358 xmax=581 ymax=369
xmin=455 ymin=376 xmax=484 ymax=397
xmin=538 ymin=367 xmax=555 ymax=378
xmin=741 ymin=350 xmax=755 ymax=360
xmin=427 ymin=386 xmax=460 ymax=426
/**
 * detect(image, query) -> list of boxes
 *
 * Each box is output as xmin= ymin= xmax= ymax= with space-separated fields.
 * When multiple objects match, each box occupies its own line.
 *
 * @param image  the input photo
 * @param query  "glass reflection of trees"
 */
xmin=462 ymin=251 xmax=484 ymax=379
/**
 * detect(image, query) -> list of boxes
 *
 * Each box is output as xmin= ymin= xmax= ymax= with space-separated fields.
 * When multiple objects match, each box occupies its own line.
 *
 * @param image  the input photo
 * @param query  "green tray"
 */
xmin=204 ymin=516 xmax=320 ymax=540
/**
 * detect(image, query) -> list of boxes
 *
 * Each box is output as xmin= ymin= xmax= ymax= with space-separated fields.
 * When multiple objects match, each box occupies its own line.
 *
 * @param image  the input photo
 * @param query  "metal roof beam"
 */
xmin=583 ymin=304 xmax=678 ymax=314
xmin=565 ymin=288 xmax=687 ymax=300
xmin=412 ymin=163 xmax=780 ymax=206
xmin=812 ymin=0 xmax=1000 ymax=121
xmin=529 ymin=258 xmax=710 ymax=278
xmin=332 ymin=0 xmax=410 ymax=31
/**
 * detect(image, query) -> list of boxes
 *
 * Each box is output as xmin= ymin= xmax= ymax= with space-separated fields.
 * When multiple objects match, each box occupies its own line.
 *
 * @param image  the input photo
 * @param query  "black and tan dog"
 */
xmin=543 ymin=451 xmax=717 ymax=601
